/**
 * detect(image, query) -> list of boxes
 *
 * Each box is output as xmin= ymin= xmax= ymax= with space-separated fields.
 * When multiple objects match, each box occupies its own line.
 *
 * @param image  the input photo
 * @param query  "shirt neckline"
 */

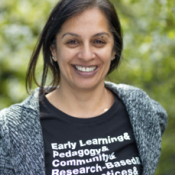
xmin=40 ymin=91 xmax=120 ymax=124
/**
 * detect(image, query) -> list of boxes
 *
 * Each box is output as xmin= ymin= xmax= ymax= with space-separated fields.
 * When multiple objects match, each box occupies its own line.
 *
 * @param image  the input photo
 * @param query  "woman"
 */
xmin=0 ymin=0 xmax=167 ymax=175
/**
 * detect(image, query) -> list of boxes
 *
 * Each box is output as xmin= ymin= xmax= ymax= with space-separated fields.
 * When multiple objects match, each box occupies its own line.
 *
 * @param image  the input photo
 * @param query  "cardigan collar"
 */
xmin=11 ymin=81 xmax=164 ymax=175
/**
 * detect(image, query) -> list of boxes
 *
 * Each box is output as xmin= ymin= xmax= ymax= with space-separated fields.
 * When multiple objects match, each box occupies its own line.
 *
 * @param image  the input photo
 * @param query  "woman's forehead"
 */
xmin=58 ymin=8 xmax=111 ymax=37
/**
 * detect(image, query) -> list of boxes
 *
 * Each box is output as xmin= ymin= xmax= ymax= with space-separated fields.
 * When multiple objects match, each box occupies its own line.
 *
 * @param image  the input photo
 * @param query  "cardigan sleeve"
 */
xmin=150 ymin=99 xmax=168 ymax=136
xmin=0 ymin=109 xmax=15 ymax=175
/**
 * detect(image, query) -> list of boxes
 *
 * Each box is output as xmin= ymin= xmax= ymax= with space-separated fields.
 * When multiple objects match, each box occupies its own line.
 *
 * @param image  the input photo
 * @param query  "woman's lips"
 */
xmin=72 ymin=65 xmax=98 ymax=77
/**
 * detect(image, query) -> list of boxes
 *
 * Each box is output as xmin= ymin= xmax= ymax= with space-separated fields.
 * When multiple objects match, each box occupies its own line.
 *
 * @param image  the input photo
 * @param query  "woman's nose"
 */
xmin=78 ymin=43 xmax=95 ymax=61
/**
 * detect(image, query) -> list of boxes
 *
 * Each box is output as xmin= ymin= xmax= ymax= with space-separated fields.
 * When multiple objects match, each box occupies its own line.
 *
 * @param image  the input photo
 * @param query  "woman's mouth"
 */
xmin=74 ymin=65 xmax=97 ymax=72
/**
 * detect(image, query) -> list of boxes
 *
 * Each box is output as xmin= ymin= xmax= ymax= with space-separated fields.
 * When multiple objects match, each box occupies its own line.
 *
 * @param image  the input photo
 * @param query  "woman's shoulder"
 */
xmin=105 ymin=81 xmax=162 ymax=105
xmin=0 ymin=88 xmax=44 ymax=174
xmin=0 ymin=87 xmax=40 ymax=125
xmin=105 ymin=81 xmax=167 ymax=112
xmin=0 ymin=87 xmax=41 ymax=151
xmin=105 ymin=81 xmax=168 ymax=134
xmin=0 ymin=107 xmax=15 ymax=174
xmin=105 ymin=81 xmax=147 ymax=96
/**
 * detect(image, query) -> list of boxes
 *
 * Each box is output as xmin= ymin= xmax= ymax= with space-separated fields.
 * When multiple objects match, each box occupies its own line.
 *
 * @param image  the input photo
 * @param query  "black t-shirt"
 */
xmin=40 ymin=92 xmax=143 ymax=175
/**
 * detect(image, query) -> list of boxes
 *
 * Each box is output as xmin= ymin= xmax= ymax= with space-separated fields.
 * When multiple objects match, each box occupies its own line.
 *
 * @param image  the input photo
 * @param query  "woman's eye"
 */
xmin=94 ymin=40 xmax=105 ymax=44
xmin=67 ymin=40 xmax=78 ymax=44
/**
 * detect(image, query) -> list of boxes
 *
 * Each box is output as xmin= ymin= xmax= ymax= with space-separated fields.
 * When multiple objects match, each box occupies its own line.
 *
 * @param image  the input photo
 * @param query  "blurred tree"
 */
xmin=0 ymin=0 xmax=174 ymax=174
xmin=110 ymin=0 xmax=175 ymax=174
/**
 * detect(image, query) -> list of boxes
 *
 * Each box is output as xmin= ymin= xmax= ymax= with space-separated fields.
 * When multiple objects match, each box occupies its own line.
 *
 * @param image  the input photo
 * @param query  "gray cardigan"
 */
xmin=0 ymin=82 xmax=168 ymax=175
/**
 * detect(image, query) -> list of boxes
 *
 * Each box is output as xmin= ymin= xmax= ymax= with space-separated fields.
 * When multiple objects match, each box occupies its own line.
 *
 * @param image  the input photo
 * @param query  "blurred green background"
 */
xmin=0 ymin=0 xmax=174 ymax=174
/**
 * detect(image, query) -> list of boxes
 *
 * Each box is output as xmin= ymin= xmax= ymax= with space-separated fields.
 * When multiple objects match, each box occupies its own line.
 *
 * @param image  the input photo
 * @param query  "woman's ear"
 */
xmin=50 ymin=45 xmax=56 ymax=61
xmin=111 ymin=51 xmax=116 ymax=61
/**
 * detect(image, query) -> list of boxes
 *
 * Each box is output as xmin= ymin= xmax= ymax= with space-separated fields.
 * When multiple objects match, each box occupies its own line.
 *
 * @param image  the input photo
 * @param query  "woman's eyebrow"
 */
xmin=62 ymin=33 xmax=80 ymax=39
xmin=92 ymin=32 xmax=110 ymax=37
xmin=62 ymin=32 xmax=110 ymax=39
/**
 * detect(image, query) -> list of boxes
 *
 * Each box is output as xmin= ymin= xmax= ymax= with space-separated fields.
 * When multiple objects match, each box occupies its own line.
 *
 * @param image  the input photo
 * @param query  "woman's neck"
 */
xmin=46 ymin=83 xmax=114 ymax=118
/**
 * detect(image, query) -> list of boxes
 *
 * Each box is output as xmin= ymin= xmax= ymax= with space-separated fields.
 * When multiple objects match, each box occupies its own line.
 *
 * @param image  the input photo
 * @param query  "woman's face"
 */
xmin=51 ymin=8 xmax=116 ymax=91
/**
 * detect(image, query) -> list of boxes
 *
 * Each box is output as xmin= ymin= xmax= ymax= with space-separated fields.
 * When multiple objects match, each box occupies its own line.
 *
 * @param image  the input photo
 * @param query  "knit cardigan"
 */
xmin=0 ymin=82 xmax=168 ymax=175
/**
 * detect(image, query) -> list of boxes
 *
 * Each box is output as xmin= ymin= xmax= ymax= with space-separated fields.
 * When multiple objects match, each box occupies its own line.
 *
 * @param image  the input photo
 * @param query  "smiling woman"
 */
xmin=26 ymin=0 xmax=123 ymax=96
xmin=0 ymin=0 xmax=167 ymax=175
xmin=48 ymin=8 xmax=116 ymax=111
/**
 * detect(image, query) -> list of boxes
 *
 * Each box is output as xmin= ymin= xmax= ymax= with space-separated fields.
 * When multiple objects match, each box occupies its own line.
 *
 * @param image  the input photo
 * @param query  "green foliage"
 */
xmin=0 ymin=0 xmax=174 ymax=174
xmin=109 ymin=0 xmax=175 ymax=174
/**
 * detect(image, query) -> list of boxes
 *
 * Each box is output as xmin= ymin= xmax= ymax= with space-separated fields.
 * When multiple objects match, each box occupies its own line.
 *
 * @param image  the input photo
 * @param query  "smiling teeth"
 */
xmin=75 ymin=66 xmax=96 ymax=72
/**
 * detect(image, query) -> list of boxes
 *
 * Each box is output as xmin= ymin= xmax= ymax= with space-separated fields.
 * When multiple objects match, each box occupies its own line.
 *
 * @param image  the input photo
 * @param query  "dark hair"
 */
xmin=26 ymin=0 xmax=123 ymax=94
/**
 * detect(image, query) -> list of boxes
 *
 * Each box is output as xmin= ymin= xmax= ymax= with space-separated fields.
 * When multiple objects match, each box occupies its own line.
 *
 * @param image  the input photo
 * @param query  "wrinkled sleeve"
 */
xmin=150 ymin=99 xmax=168 ymax=136
xmin=0 ymin=109 xmax=15 ymax=175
